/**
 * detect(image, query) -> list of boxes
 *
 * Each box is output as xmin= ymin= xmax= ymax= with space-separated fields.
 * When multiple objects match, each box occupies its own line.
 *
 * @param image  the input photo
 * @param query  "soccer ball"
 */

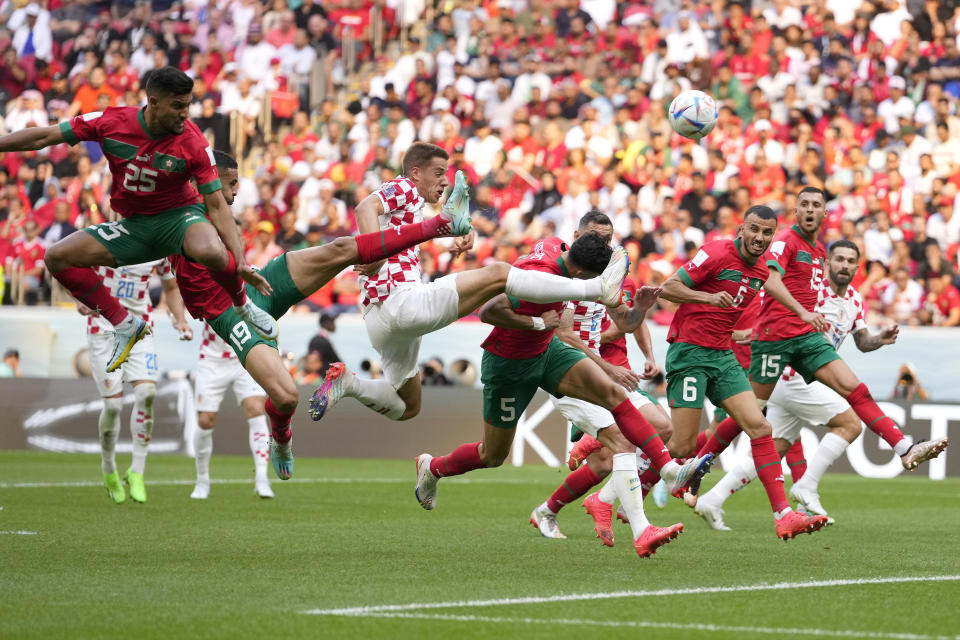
xmin=668 ymin=90 xmax=718 ymax=140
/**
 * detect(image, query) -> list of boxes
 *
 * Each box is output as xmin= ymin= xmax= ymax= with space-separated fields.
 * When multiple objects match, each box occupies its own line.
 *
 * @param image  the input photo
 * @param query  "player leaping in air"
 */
xmin=309 ymin=142 xmax=630 ymax=424
xmin=0 ymin=66 xmax=274 ymax=374
xmin=657 ymin=205 xmax=829 ymax=540
xmin=694 ymin=240 xmax=900 ymax=530
xmin=414 ymin=231 xmax=713 ymax=559
xmin=173 ymin=151 xmax=626 ymax=481
xmin=691 ymin=187 xmax=947 ymax=489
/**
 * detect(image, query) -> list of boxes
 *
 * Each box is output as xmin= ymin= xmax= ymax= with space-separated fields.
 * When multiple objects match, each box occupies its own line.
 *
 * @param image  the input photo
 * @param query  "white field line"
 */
xmin=351 ymin=612 xmax=960 ymax=640
xmin=0 ymin=530 xmax=38 ymax=535
xmin=303 ymin=575 xmax=960 ymax=616
xmin=0 ymin=476 xmax=532 ymax=489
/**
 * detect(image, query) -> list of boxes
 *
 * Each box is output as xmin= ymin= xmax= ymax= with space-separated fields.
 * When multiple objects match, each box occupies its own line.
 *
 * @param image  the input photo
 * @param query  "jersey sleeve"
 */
xmin=375 ymin=179 xmax=413 ymax=213
xmin=676 ymin=245 xmax=721 ymax=288
xmin=156 ymin=258 xmax=175 ymax=281
xmin=58 ymin=111 xmax=105 ymax=146
xmin=188 ymin=140 xmax=222 ymax=195
xmin=851 ymin=291 xmax=867 ymax=334
xmin=764 ymin=236 xmax=792 ymax=276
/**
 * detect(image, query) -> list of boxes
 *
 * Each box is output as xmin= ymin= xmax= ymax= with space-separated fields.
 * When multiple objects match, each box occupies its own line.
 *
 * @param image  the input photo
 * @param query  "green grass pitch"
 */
xmin=1 ymin=450 xmax=958 ymax=639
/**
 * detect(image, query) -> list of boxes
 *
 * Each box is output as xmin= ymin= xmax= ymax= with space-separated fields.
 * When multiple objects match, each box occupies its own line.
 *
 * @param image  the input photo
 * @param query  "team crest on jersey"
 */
xmin=382 ymin=183 xmax=396 ymax=199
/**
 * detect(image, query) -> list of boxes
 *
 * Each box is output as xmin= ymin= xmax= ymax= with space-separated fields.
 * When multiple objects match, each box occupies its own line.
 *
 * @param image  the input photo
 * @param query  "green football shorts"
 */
xmin=749 ymin=332 xmax=840 ymax=385
xmin=665 ymin=342 xmax=752 ymax=409
xmin=84 ymin=205 xmax=208 ymax=266
xmin=481 ymin=337 xmax=586 ymax=429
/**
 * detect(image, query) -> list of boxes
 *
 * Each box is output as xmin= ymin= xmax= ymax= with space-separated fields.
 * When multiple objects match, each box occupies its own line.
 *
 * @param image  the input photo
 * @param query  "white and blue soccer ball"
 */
xmin=668 ymin=90 xmax=718 ymax=140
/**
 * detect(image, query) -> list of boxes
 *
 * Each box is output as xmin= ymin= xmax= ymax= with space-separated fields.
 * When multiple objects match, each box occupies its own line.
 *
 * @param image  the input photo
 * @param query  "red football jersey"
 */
xmin=598 ymin=276 xmax=639 ymax=369
xmin=59 ymin=106 xmax=221 ymax=217
xmin=10 ymin=238 xmax=45 ymax=272
xmin=481 ymin=237 xmax=569 ymax=360
xmin=755 ymin=225 xmax=826 ymax=341
xmin=667 ymin=238 xmax=768 ymax=350
xmin=731 ymin=294 xmax=761 ymax=368
xmin=168 ymin=254 xmax=233 ymax=321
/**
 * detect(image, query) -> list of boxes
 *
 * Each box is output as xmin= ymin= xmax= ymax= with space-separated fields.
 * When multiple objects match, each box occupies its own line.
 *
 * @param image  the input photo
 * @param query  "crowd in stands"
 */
xmin=1 ymin=0 xmax=960 ymax=327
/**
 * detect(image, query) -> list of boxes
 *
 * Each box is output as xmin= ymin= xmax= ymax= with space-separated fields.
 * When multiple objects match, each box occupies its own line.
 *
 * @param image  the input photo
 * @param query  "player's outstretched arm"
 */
xmin=608 ymin=285 xmax=661 ymax=333
xmin=478 ymin=294 xmax=559 ymax=330
xmin=632 ymin=322 xmax=660 ymax=380
xmin=554 ymin=308 xmax=641 ymax=391
xmin=161 ymin=277 xmax=193 ymax=340
xmin=762 ymin=268 xmax=827 ymax=332
xmin=852 ymin=324 xmax=898 ymax=353
xmin=202 ymin=189 xmax=272 ymax=296
xmin=659 ymin=272 xmax=733 ymax=307
xmin=0 ymin=124 xmax=66 ymax=152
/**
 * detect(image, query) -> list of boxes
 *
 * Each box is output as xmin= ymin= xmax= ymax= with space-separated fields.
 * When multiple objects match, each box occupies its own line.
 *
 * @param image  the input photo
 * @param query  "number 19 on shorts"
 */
xmin=230 ymin=321 xmax=251 ymax=351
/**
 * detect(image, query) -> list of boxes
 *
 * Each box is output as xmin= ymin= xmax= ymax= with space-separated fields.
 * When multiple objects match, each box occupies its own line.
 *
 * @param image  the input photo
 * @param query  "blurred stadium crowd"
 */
xmin=1 ymin=0 xmax=959 ymax=328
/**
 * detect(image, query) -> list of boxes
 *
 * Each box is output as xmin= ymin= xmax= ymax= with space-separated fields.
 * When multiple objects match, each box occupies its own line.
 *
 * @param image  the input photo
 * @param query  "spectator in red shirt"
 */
xmin=267 ymin=10 xmax=298 ymax=48
xmin=922 ymin=276 xmax=960 ymax=326
xmin=283 ymin=111 xmax=320 ymax=163
xmin=5 ymin=219 xmax=45 ymax=304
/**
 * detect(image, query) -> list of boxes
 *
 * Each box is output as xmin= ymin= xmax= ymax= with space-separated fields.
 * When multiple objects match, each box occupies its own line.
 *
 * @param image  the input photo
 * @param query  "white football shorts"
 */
xmin=194 ymin=356 xmax=265 ymax=412
xmin=363 ymin=274 xmax=460 ymax=388
xmin=552 ymin=389 xmax=656 ymax=439
xmin=767 ymin=376 xmax=850 ymax=443
xmin=88 ymin=332 xmax=158 ymax=396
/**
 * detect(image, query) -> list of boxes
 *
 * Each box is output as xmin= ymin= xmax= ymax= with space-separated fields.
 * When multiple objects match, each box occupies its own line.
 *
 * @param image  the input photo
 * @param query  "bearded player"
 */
xmin=80 ymin=258 xmax=192 ymax=504
xmin=414 ymin=232 xmax=713 ymax=559
xmin=309 ymin=142 xmax=630 ymax=424
xmin=695 ymin=240 xmax=900 ymax=529
xmin=694 ymin=187 xmax=947 ymax=480
xmin=0 ymin=66 xmax=274 ymax=374
xmin=527 ymin=212 xmax=673 ymax=546
xmin=657 ymin=205 xmax=829 ymax=540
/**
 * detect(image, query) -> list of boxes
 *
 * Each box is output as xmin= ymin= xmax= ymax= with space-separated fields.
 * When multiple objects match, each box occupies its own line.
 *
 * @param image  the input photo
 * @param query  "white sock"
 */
xmin=130 ymin=383 xmax=155 ymax=474
xmin=796 ymin=432 xmax=848 ymax=493
xmin=115 ymin=313 xmax=134 ymax=330
xmin=99 ymin=397 xmax=123 ymax=474
xmin=894 ymin=437 xmax=914 ymax=457
xmin=702 ymin=455 xmax=757 ymax=507
xmin=611 ymin=452 xmax=650 ymax=538
xmin=248 ymin=415 xmax=270 ymax=479
xmin=597 ymin=476 xmax=617 ymax=504
xmin=195 ymin=427 xmax=214 ymax=482
xmin=504 ymin=266 xmax=602 ymax=303
xmin=346 ymin=374 xmax=405 ymax=419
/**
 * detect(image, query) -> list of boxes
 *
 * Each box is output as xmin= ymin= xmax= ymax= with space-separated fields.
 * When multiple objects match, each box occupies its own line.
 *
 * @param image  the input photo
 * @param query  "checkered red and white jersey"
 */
xmin=87 ymin=259 xmax=174 ymax=335
xmin=566 ymin=300 xmax=606 ymax=355
xmin=783 ymin=280 xmax=866 ymax=381
xmin=199 ymin=321 xmax=237 ymax=361
xmin=360 ymin=177 xmax=425 ymax=309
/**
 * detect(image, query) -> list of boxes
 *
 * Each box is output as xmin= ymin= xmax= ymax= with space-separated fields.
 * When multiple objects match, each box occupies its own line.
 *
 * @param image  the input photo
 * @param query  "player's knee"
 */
xmin=747 ymin=417 xmax=772 ymax=438
xmin=197 ymin=413 xmax=216 ymax=430
xmin=44 ymin=243 xmax=69 ymax=272
xmin=603 ymin=384 xmax=627 ymax=410
xmin=669 ymin=437 xmax=695 ymax=458
xmin=273 ymin=389 xmax=298 ymax=414
xmin=102 ymin=396 xmax=123 ymax=419
xmin=398 ymin=397 xmax=421 ymax=421
xmin=836 ymin=413 xmax=863 ymax=441
xmin=134 ymin=383 xmax=155 ymax=410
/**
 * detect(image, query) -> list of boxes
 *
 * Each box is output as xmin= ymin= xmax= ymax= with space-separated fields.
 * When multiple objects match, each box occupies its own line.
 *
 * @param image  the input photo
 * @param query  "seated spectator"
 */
xmin=5 ymin=219 xmax=45 ymax=305
xmin=293 ymin=350 xmax=325 ymax=385
xmin=307 ymin=312 xmax=342 ymax=377
xmin=245 ymin=221 xmax=283 ymax=268
xmin=40 ymin=201 xmax=76 ymax=246
xmin=276 ymin=212 xmax=306 ymax=251
xmin=881 ymin=267 xmax=925 ymax=325
xmin=922 ymin=276 xmax=960 ymax=326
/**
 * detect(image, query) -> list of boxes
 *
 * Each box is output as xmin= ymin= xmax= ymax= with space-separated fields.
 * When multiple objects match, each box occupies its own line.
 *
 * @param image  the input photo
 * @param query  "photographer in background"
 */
xmin=891 ymin=362 xmax=929 ymax=401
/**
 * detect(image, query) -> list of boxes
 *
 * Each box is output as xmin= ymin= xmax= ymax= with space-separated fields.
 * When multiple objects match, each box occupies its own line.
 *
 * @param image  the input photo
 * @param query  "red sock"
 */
xmin=785 ymin=440 xmax=807 ymax=482
xmin=355 ymin=219 xmax=442 ymax=264
xmin=208 ymin=252 xmax=247 ymax=307
xmin=264 ymin=398 xmax=293 ymax=443
xmin=638 ymin=467 xmax=661 ymax=499
xmin=546 ymin=465 xmax=602 ymax=513
xmin=430 ymin=442 xmax=483 ymax=478
xmin=751 ymin=435 xmax=789 ymax=513
xmin=54 ymin=266 xmax=130 ymax=325
xmin=698 ymin=417 xmax=743 ymax=458
xmin=695 ymin=431 xmax=708 ymax=452
xmin=846 ymin=383 xmax=905 ymax=449
xmin=611 ymin=399 xmax=672 ymax=471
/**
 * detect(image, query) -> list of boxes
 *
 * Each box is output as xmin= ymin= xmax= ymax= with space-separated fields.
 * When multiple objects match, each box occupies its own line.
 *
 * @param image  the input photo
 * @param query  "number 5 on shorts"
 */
xmin=500 ymin=397 xmax=515 ymax=423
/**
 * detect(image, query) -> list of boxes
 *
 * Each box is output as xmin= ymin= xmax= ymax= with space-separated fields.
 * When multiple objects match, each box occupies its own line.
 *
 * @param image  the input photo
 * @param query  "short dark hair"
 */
xmin=145 ymin=66 xmax=194 ymax=97
xmin=402 ymin=142 xmax=449 ymax=175
xmin=828 ymin=239 xmax=860 ymax=259
xmin=213 ymin=150 xmax=238 ymax=172
xmin=798 ymin=186 xmax=826 ymax=200
xmin=578 ymin=209 xmax=612 ymax=230
xmin=567 ymin=233 xmax=614 ymax=275
xmin=743 ymin=205 xmax=777 ymax=221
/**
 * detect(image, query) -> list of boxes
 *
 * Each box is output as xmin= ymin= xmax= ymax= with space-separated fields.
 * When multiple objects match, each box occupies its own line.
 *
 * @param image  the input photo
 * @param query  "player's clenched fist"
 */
xmin=709 ymin=291 xmax=735 ymax=308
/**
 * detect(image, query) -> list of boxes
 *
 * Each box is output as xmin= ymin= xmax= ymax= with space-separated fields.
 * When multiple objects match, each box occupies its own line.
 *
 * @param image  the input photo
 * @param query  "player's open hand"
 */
xmin=635 ymin=285 xmax=662 ymax=312
xmin=878 ymin=323 xmax=899 ymax=344
xmin=355 ymin=259 xmax=386 ymax=277
xmin=450 ymin=230 xmax=475 ymax=258
xmin=76 ymin=302 xmax=97 ymax=317
xmin=239 ymin=263 xmax=273 ymax=296
xmin=709 ymin=291 xmax=735 ymax=308
xmin=540 ymin=309 xmax=561 ymax=330
xmin=800 ymin=310 xmax=828 ymax=333
xmin=731 ymin=328 xmax=752 ymax=345
xmin=607 ymin=364 xmax=641 ymax=391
